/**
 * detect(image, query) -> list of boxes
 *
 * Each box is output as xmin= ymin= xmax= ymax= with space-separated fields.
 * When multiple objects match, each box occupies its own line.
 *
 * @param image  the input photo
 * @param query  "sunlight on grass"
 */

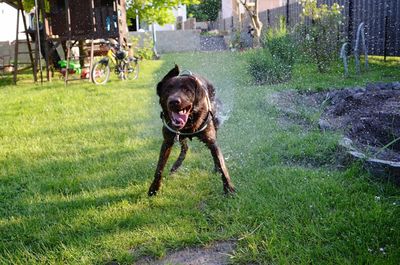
xmin=1 ymin=53 xmax=399 ymax=264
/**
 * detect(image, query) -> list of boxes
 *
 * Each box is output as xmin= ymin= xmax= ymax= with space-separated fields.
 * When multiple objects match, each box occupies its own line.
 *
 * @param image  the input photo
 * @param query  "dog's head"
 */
xmin=157 ymin=65 xmax=208 ymax=130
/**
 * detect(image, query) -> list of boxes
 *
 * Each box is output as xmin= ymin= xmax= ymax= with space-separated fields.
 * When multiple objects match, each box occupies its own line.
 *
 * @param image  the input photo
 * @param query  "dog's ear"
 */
xmin=157 ymin=65 xmax=180 ymax=96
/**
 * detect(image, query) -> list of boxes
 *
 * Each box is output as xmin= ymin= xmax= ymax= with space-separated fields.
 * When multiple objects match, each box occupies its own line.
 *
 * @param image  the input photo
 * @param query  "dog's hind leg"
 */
xmin=170 ymin=138 xmax=189 ymax=174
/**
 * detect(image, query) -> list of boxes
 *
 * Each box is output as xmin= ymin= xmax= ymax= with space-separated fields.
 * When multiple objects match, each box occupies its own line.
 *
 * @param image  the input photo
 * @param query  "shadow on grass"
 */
xmin=0 ymin=130 xmax=199 ymax=262
xmin=0 ymin=81 xmax=220 ymax=264
xmin=0 ymin=76 xmax=13 ymax=86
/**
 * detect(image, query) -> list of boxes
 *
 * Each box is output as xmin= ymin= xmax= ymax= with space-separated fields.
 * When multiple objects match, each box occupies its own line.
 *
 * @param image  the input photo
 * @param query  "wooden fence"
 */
xmin=217 ymin=0 xmax=400 ymax=56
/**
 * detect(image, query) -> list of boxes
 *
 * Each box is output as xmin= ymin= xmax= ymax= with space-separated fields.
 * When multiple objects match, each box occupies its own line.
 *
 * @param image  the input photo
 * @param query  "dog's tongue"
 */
xmin=171 ymin=112 xmax=189 ymax=128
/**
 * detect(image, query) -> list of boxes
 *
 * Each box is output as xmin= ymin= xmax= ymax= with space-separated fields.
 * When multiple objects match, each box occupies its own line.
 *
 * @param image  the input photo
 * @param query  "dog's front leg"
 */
xmin=170 ymin=138 xmax=188 ymax=173
xmin=148 ymin=139 xmax=174 ymax=196
xmin=206 ymin=141 xmax=235 ymax=194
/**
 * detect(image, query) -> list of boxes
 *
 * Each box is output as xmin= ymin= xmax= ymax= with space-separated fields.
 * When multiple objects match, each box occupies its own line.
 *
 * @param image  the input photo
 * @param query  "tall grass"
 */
xmin=0 ymin=53 xmax=399 ymax=264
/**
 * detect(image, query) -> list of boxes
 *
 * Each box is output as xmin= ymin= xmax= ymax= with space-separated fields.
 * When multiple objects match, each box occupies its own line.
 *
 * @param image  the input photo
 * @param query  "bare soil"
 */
xmin=133 ymin=241 xmax=235 ymax=265
xmin=320 ymin=82 xmax=400 ymax=162
xmin=267 ymin=81 xmax=400 ymax=179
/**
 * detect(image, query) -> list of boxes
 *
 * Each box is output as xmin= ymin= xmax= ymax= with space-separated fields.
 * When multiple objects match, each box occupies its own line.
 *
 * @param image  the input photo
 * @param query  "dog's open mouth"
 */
xmin=170 ymin=105 xmax=192 ymax=129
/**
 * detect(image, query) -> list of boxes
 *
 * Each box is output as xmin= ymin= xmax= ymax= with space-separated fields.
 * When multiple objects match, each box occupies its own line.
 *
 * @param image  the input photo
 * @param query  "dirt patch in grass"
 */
xmin=268 ymin=81 xmax=400 ymax=180
xmin=320 ymin=82 xmax=400 ymax=162
xmin=134 ymin=241 xmax=235 ymax=265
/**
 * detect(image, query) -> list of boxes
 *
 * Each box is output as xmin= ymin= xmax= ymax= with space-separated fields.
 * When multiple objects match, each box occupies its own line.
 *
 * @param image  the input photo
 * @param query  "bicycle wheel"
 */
xmin=124 ymin=58 xmax=139 ymax=81
xmin=91 ymin=61 xmax=110 ymax=85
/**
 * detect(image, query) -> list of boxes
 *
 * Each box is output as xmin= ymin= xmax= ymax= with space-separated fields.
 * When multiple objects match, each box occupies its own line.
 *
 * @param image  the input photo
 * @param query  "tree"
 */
xmin=22 ymin=0 xmax=36 ymax=11
xmin=127 ymin=0 xmax=200 ymax=26
xmin=187 ymin=0 xmax=221 ymax=22
xmin=238 ymin=0 xmax=263 ymax=48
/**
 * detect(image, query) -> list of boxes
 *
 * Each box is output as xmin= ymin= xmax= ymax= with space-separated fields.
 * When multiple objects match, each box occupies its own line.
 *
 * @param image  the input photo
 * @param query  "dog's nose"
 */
xmin=168 ymin=97 xmax=181 ymax=107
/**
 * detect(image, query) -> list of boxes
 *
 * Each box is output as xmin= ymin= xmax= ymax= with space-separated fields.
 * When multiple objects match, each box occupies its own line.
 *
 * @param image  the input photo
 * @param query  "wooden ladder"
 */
xmin=13 ymin=0 xmax=39 ymax=84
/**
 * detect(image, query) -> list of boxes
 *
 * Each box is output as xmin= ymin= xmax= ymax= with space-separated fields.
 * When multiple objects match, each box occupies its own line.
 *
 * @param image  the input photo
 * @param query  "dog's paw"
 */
xmin=148 ymin=184 xmax=159 ymax=196
xmin=148 ymin=181 xmax=161 ymax=196
xmin=224 ymin=185 xmax=236 ymax=195
xmin=148 ymin=189 xmax=158 ymax=196
xmin=170 ymin=167 xmax=179 ymax=174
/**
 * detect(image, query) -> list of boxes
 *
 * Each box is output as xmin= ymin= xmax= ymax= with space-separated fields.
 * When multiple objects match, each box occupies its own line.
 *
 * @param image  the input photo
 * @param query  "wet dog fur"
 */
xmin=148 ymin=65 xmax=235 ymax=196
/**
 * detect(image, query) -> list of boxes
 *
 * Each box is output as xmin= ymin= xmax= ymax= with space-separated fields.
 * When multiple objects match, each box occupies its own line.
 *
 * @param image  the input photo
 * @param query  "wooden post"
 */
xmin=34 ymin=0 xmax=43 ymax=84
xmin=89 ymin=0 xmax=95 ymax=82
xmin=13 ymin=7 xmax=20 ymax=84
xmin=39 ymin=0 xmax=51 ymax=81
xmin=64 ymin=0 xmax=71 ymax=85
xmin=18 ymin=0 xmax=37 ymax=82
xmin=78 ymin=40 xmax=85 ymax=69
xmin=89 ymin=40 xmax=94 ymax=82
xmin=117 ymin=0 xmax=128 ymax=46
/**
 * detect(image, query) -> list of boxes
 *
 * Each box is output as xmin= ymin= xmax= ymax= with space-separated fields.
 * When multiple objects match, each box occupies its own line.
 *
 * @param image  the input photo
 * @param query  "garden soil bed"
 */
xmin=320 ymin=82 xmax=400 ymax=181
xmin=269 ymin=82 xmax=400 ymax=182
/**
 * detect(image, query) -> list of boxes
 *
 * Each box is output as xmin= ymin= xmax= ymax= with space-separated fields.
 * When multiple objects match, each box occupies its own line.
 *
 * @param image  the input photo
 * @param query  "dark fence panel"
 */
xmin=220 ymin=0 xmax=399 ymax=56
xmin=386 ymin=0 xmax=400 ymax=56
xmin=346 ymin=0 xmax=400 ymax=56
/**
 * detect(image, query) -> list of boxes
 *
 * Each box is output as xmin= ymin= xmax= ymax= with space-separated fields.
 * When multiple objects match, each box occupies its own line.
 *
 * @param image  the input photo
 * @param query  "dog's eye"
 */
xmin=183 ymin=87 xmax=195 ymax=95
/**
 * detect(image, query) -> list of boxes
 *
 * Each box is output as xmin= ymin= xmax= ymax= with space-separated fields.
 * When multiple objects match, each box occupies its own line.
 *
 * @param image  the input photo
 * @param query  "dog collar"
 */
xmin=179 ymin=70 xmax=193 ymax=76
xmin=161 ymin=111 xmax=213 ymax=139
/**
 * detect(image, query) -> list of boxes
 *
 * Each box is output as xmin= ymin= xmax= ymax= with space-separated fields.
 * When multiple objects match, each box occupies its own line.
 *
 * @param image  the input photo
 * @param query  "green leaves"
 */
xmin=187 ymin=0 xmax=221 ymax=22
xmin=127 ymin=0 xmax=200 ymax=25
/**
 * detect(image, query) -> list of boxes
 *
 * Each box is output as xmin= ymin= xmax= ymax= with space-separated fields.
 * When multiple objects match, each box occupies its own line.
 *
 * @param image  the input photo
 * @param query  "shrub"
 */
xmin=247 ymin=17 xmax=295 ymax=85
xmin=247 ymin=49 xmax=292 ymax=85
xmin=130 ymin=33 xmax=154 ymax=60
xmin=295 ymin=0 xmax=344 ymax=72
xmin=263 ymin=24 xmax=297 ymax=65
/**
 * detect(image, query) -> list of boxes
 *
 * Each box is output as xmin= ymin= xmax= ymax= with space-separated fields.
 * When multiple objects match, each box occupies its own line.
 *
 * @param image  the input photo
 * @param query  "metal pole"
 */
xmin=136 ymin=9 xmax=139 ymax=31
xmin=340 ymin=43 xmax=349 ymax=77
xmin=286 ymin=0 xmax=290 ymax=27
xmin=383 ymin=0 xmax=390 ymax=62
xmin=152 ymin=23 xmax=159 ymax=58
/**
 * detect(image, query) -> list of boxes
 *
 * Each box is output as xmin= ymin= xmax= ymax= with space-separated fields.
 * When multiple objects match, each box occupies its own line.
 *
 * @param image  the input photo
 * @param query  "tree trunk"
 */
xmin=239 ymin=0 xmax=263 ymax=48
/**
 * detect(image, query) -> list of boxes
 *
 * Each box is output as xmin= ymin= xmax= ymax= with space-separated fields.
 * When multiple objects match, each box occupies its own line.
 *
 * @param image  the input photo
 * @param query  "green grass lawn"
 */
xmin=0 ymin=52 xmax=399 ymax=264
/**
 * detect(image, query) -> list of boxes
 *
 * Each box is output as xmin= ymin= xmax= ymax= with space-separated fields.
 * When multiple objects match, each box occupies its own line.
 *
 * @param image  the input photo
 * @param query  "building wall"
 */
xmin=0 ymin=3 xmax=29 ymax=42
xmin=130 ymin=30 xmax=201 ymax=53
xmin=222 ymin=0 xmax=234 ymax=19
xmin=259 ymin=0 xmax=285 ymax=11
xmin=222 ymin=0 xmax=286 ymax=19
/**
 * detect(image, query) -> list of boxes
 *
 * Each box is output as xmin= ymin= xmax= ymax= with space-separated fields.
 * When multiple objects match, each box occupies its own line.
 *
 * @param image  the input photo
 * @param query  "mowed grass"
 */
xmin=0 ymin=52 xmax=399 ymax=264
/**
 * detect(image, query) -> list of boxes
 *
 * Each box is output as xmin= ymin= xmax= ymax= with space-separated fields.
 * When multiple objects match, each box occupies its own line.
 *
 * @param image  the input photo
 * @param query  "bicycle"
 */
xmin=91 ymin=42 xmax=139 ymax=85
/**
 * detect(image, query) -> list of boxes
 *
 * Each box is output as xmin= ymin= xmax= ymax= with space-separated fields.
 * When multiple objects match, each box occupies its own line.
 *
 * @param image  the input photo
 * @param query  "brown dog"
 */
xmin=148 ymin=65 xmax=235 ymax=196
